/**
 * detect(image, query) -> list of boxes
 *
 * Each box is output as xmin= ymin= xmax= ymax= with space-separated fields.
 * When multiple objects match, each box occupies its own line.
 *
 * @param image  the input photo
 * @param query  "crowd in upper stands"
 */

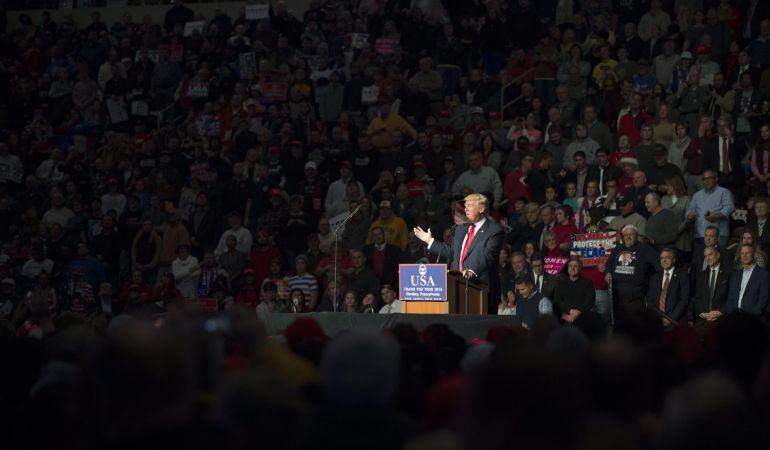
xmin=2 ymin=1 xmax=770 ymax=449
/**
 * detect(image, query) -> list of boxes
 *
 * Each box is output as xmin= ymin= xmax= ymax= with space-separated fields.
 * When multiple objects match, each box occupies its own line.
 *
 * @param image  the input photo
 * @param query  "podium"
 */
xmin=400 ymin=267 xmax=487 ymax=315
xmin=446 ymin=270 xmax=487 ymax=314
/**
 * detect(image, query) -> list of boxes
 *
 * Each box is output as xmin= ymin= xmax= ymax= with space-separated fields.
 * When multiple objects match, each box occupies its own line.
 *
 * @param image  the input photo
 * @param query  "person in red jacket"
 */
xmin=236 ymin=268 xmax=260 ymax=307
xmin=150 ymin=271 xmax=181 ymax=306
xmin=504 ymin=152 xmax=535 ymax=209
xmin=553 ymin=205 xmax=578 ymax=253
xmin=248 ymin=229 xmax=281 ymax=286
xmin=617 ymin=92 xmax=653 ymax=146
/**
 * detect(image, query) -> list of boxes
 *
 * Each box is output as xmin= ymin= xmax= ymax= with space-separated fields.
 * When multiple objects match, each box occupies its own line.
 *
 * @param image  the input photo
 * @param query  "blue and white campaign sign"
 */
xmin=398 ymin=264 xmax=447 ymax=301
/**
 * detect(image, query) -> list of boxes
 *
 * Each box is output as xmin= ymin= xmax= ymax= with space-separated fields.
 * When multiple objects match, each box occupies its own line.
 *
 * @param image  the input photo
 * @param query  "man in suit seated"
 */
xmin=646 ymin=248 xmax=689 ymax=327
xmin=413 ymin=193 xmax=505 ymax=313
xmin=362 ymin=226 xmax=402 ymax=287
xmin=530 ymin=253 xmax=556 ymax=299
xmin=692 ymin=246 xmax=730 ymax=332
xmin=722 ymin=244 xmax=770 ymax=316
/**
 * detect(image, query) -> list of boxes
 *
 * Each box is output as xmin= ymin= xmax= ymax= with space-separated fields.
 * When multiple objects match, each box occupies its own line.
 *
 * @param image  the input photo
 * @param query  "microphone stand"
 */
xmin=332 ymin=204 xmax=361 ymax=301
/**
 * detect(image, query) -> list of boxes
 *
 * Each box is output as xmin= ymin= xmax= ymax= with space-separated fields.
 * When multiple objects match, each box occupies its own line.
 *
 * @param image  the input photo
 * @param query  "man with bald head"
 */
xmin=630 ymin=170 xmax=653 ymax=218
xmin=605 ymin=225 xmax=660 ymax=322
xmin=644 ymin=192 xmax=679 ymax=251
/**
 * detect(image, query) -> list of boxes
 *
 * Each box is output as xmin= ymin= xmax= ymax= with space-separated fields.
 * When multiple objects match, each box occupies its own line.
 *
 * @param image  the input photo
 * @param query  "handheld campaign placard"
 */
xmin=398 ymin=264 xmax=448 ymax=301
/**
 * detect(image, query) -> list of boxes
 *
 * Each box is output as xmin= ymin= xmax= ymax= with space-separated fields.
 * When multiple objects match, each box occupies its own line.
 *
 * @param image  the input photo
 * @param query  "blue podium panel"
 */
xmin=398 ymin=264 xmax=448 ymax=301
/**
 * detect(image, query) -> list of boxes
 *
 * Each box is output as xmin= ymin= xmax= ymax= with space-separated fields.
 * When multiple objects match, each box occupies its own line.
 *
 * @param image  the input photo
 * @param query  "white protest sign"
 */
xmin=183 ymin=21 xmax=205 ymax=37
xmin=361 ymin=85 xmax=379 ymax=104
xmin=245 ymin=4 xmax=270 ymax=20
xmin=187 ymin=81 xmax=209 ymax=98
xmin=732 ymin=209 xmax=748 ymax=221
xmin=131 ymin=100 xmax=149 ymax=116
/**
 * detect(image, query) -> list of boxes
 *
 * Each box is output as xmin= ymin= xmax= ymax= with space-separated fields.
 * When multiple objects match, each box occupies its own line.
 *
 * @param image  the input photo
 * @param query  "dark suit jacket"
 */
xmin=745 ymin=219 xmax=770 ymax=255
xmin=692 ymin=264 xmax=730 ymax=331
xmin=362 ymin=243 xmax=401 ymax=287
xmin=505 ymin=222 xmax=543 ymax=251
xmin=646 ymin=268 xmax=689 ymax=324
xmin=725 ymin=265 xmax=770 ymax=315
xmin=690 ymin=244 xmax=732 ymax=285
xmin=188 ymin=208 xmax=219 ymax=249
xmin=533 ymin=272 xmax=556 ymax=300
xmin=428 ymin=218 xmax=505 ymax=313
xmin=587 ymin=164 xmax=621 ymax=193
xmin=702 ymin=136 xmax=745 ymax=187
xmin=528 ymin=168 xmax=557 ymax=204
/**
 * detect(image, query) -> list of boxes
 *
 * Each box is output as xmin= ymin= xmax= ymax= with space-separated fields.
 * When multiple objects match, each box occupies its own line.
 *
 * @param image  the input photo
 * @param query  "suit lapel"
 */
xmin=463 ymin=220 xmax=489 ymax=262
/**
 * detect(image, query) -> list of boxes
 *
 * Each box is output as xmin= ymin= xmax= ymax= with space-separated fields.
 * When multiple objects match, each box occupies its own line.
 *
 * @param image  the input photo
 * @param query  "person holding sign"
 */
xmin=413 ymin=193 xmax=505 ymax=314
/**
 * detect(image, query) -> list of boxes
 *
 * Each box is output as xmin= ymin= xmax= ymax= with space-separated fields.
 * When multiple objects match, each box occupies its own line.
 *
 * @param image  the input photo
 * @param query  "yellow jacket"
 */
xmin=367 ymin=215 xmax=409 ymax=251
xmin=366 ymin=113 xmax=417 ymax=149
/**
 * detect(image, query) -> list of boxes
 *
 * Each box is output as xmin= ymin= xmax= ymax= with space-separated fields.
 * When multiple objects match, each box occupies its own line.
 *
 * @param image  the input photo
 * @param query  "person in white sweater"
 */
xmin=451 ymin=151 xmax=503 ymax=206
xmin=172 ymin=244 xmax=200 ymax=298
xmin=214 ymin=212 xmax=253 ymax=257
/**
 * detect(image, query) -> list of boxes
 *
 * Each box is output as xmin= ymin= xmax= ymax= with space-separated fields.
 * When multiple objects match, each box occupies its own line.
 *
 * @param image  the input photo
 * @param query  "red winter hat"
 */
xmin=285 ymin=317 xmax=327 ymax=354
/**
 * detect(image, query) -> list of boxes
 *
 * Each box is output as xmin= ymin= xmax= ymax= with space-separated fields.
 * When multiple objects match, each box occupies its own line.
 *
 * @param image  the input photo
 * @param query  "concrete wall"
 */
xmin=7 ymin=1 xmax=311 ymax=29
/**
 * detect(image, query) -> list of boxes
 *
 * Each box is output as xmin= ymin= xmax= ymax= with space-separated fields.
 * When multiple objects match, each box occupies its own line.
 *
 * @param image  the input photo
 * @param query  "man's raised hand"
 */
xmin=413 ymin=226 xmax=432 ymax=245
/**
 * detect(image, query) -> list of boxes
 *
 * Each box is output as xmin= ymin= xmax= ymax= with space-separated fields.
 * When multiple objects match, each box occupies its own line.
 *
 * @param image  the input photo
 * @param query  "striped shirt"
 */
xmin=287 ymin=273 xmax=318 ymax=299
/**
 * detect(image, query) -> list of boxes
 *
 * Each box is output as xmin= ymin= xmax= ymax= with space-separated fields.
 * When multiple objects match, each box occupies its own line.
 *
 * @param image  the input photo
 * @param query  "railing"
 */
xmin=499 ymin=68 xmax=534 ymax=119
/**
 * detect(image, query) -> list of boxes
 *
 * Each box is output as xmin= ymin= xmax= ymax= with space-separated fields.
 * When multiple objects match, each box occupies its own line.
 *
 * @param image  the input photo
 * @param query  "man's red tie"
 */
xmin=722 ymin=137 xmax=730 ymax=174
xmin=459 ymin=223 xmax=476 ymax=272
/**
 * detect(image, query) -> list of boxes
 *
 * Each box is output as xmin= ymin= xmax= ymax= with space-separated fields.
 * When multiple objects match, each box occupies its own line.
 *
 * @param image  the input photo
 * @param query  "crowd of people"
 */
xmin=2 ymin=0 xmax=770 ymax=448
xmin=1 ymin=0 xmax=770 ymax=327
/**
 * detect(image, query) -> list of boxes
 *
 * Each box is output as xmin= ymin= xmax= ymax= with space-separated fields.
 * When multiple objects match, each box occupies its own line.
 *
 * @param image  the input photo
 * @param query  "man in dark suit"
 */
xmin=646 ymin=248 xmax=689 ymax=327
xmin=692 ymin=246 xmax=730 ymax=332
xmin=505 ymin=202 xmax=543 ymax=251
xmin=530 ymin=253 xmax=556 ymax=300
xmin=527 ymin=151 xmax=557 ymax=204
xmin=691 ymin=225 xmax=732 ymax=282
xmin=745 ymin=198 xmax=770 ymax=256
xmin=702 ymin=119 xmax=745 ymax=194
xmin=414 ymin=193 xmax=505 ymax=313
xmin=362 ymin=226 xmax=402 ymax=287
xmin=408 ymin=176 xmax=447 ymax=227
xmin=723 ymin=244 xmax=770 ymax=316
xmin=187 ymin=192 xmax=219 ymax=256
xmin=587 ymin=148 xmax=621 ymax=196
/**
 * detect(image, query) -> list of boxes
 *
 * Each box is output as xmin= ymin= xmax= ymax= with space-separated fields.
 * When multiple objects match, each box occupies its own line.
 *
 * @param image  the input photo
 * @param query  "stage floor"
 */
xmin=262 ymin=312 xmax=521 ymax=341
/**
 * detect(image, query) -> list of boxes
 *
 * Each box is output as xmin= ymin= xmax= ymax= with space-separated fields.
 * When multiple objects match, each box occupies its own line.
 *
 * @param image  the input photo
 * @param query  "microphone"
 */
xmin=435 ymin=223 xmax=459 ymax=264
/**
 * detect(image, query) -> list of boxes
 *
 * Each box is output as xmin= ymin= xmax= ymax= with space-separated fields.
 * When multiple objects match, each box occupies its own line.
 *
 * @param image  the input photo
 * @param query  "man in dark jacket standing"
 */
xmin=605 ymin=224 xmax=660 ymax=324
xmin=553 ymin=258 xmax=595 ymax=324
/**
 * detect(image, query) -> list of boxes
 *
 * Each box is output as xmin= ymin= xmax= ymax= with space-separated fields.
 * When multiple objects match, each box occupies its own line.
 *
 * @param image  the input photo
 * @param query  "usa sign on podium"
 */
xmin=398 ymin=264 xmax=448 ymax=301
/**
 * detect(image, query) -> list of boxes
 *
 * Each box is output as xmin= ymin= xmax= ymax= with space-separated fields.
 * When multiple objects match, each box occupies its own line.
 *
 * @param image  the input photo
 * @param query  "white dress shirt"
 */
xmin=379 ymin=299 xmax=402 ymax=314
xmin=718 ymin=137 xmax=732 ymax=173
xmin=738 ymin=264 xmax=756 ymax=309
xmin=661 ymin=268 xmax=675 ymax=289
